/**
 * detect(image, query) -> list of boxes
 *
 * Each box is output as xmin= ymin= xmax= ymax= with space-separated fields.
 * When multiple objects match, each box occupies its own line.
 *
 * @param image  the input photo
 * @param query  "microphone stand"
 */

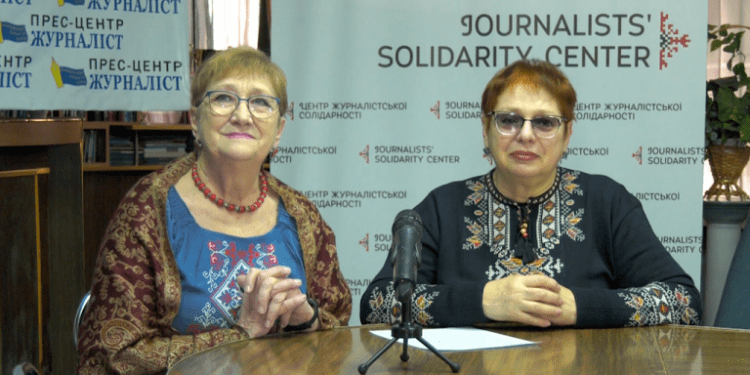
xmin=358 ymin=286 xmax=460 ymax=374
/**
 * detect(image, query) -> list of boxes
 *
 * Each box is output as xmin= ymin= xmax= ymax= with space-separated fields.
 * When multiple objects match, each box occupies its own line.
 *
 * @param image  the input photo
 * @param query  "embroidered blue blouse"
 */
xmin=166 ymin=186 xmax=306 ymax=334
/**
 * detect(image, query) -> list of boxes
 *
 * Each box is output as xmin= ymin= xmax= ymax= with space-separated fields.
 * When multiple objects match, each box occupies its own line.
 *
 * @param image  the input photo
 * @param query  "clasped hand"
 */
xmin=235 ymin=266 xmax=315 ymax=338
xmin=482 ymin=274 xmax=577 ymax=327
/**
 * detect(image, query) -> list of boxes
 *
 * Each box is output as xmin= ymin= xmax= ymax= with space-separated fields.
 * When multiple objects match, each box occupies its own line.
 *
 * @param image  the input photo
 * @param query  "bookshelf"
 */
xmin=82 ymin=122 xmax=193 ymax=171
xmin=81 ymin=121 xmax=193 ymax=288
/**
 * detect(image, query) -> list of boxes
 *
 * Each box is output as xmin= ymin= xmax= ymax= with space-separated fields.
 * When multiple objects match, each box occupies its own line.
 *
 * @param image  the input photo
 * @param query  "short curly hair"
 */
xmin=190 ymin=46 xmax=288 ymax=116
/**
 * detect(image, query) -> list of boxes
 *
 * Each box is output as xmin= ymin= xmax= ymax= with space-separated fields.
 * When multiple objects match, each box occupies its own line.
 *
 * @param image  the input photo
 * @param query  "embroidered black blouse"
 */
xmin=360 ymin=167 xmax=702 ymax=328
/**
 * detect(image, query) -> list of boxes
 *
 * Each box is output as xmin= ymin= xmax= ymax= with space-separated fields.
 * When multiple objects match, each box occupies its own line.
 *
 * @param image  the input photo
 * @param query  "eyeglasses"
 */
xmin=200 ymin=91 xmax=281 ymax=118
xmin=487 ymin=111 xmax=567 ymax=139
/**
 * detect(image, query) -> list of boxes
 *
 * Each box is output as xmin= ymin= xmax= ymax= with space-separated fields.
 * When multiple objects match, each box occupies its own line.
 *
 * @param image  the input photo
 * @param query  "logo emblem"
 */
xmin=430 ymin=101 xmax=440 ymax=119
xmin=359 ymin=233 xmax=369 ymax=252
xmin=632 ymin=146 xmax=643 ymax=165
xmin=0 ymin=21 xmax=28 ymax=43
xmin=59 ymin=0 xmax=86 ymax=5
xmin=359 ymin=145 xmax=370 ymax=163
xmin=50 ymin=58 xmax=87 ymax=88
xmin=659 ymin=12 xmax=691 ymax=70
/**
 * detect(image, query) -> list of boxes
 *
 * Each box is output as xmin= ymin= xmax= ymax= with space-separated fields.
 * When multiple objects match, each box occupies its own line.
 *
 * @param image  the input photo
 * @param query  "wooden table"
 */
xmin=168 ymin=324 xmax=750 ymax=374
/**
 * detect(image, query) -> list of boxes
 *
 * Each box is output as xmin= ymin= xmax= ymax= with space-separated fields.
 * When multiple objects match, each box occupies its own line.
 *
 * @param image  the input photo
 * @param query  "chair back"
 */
xmin=74 ymin=290 xmax=92 ymax=348
xmin=12 ymin=362 xmax=40 ymax=375
xmin=715 ymin=227 xmax=750 ymax=329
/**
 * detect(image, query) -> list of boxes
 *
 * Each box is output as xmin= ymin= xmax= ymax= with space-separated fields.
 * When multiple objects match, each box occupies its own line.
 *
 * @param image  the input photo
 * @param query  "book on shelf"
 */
xmin=83 ymin=129 xmax=106 ymax=163
xmin=0 ymin=110 xmax=87 ymax=119
xmin=0 ymin=110 xmax=188 ymax=124
xmin=86 ymin=111 xmax=140 ymax=122
xmin=141 ymin=134 xmax=188 ymax=164
xmin=109 ymin=134 xmax=143 ymax=166
xmin=83 ymin=130 xmax=94 ymax=163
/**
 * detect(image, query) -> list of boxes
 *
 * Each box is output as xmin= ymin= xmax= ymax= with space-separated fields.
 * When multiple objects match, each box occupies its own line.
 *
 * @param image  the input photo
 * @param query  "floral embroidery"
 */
xmin=619 ymin=283 xmax=700 ymax=326
xmin=468 ymin=191 xmax=483 ymax=204
xmin=192 ymin=241 xmax=279 ymax=329
xmin=365 ymin=284 xmax=440 ymax=326
xmin=461 ymin=168 xmax=584 ymax=278
xmin=487 ymin=251 xmax=564 ymax=280
xmin=468 ymin=180 xmax=485 ymax=192
xmin=467 ymin=221 xmax=482 ymax=235
xmin=186 ymin=302 xmax=223 ymax=334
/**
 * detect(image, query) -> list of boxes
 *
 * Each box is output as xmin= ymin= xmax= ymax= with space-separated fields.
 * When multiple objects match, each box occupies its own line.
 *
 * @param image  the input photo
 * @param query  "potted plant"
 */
xmin=704 ymin=23 xmax=750 ymax=201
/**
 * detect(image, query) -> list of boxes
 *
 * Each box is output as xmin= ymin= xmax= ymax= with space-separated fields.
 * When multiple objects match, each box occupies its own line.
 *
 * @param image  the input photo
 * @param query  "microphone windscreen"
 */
xmin=392 ymin=209 xmax=423 ymax=237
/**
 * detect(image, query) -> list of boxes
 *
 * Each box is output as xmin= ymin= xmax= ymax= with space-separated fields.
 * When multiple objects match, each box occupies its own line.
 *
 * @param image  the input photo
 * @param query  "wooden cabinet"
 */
xmin=0 ymin=119 xmax=85 ymax=375
xmin=0 ymin=119 xmax=193 ymax=373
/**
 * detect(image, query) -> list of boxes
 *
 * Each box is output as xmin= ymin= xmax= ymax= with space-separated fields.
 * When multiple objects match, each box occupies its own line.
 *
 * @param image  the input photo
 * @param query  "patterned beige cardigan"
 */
xmin=77 ymin=153 xmax=352 ymax=374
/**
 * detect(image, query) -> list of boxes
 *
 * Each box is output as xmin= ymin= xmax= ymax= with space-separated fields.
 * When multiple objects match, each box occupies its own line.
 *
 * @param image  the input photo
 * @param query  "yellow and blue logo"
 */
xmin=58 ymin=0 xmax=86 ymax=6
xmin=50 ymin=58 xmax=87 ymax=88
xmin=0 ymin=21 xmax=29 ymax=44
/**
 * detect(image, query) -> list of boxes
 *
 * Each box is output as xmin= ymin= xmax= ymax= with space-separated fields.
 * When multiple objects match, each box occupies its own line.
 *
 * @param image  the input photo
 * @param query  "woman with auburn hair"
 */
xmin=361 ymin=59 xmax=701 ymax=329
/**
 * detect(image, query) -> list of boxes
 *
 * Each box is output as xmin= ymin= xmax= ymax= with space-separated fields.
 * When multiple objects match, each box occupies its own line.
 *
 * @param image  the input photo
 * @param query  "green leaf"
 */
xmin=734 ymin=63 xmax=750 ymax=85
xmin=717 ymin=87 xmax=742 ymax=122
xmin=705 ymin=24 xmax=750 ymax=144
xmin=739 ymin=113 xmax=750 ymax=142
xmin=723 ymin=35 xmax=742 ymax=53
xmin=710 ymin=39 xmax=724 ymax=51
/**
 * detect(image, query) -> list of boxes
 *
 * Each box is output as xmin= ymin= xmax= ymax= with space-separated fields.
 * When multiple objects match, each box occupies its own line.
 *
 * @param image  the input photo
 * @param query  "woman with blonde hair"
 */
xmin=78 ymin=47 xmax=352 ymax=374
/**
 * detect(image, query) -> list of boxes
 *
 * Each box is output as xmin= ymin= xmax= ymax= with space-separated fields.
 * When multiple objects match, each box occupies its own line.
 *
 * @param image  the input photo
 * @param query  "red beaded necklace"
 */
xmin=191 ymin=163 xmax=268 ymax=213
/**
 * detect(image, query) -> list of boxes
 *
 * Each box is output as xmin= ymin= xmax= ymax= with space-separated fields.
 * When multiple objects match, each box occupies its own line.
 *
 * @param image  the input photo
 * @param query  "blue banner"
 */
xmin=1 ymin=0 xmax=189 ymax=110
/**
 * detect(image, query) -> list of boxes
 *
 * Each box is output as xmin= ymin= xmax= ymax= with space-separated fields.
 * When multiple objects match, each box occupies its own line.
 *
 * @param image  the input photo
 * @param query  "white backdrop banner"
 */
xmin=272 ymin=0 xmax=707 ymax=325
xmin=1 ymin=0 xmax=189 ymax=110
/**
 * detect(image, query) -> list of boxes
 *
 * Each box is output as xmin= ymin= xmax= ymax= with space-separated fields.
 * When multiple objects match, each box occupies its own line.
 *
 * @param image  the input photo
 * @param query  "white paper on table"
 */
xmin=370 ymin=327 xmax=538 ymax=352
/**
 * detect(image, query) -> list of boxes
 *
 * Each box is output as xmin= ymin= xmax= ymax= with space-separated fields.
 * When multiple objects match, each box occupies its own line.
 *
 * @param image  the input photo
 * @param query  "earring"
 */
xmin=483 ymin=147 xmax=494 ymax=165
xmin=196 ymin=138 xmax=203 ymax=149
xmin=269 ymin=147 xmax=279 ymax=157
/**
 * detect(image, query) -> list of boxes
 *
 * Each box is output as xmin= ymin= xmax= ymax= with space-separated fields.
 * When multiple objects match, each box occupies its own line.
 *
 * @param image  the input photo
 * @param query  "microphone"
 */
xmin=359 ymin=209 xmax=460 ymax=374
xmin=389 ymin=209 xmax=423 ymax=321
